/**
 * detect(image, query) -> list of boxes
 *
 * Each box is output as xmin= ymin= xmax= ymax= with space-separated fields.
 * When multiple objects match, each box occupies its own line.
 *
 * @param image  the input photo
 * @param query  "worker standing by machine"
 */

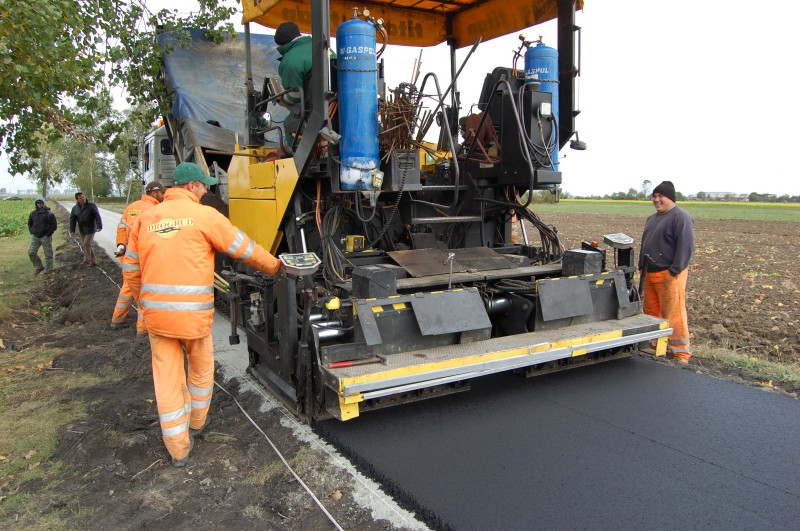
xmin=122 ymin=162 xmax=282 ymax=467
xmin=274 ymin=21 xmax=312 ymax=149
xmin=639 ymin=181 xmax=695 ymax=363
xmin=110 ymin=181 xmax=166 ymax=332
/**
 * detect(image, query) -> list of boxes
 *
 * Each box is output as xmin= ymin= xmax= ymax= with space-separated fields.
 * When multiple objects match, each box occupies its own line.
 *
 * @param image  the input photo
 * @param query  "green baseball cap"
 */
xmin=174 ymin=162 xmax=218 ymax=186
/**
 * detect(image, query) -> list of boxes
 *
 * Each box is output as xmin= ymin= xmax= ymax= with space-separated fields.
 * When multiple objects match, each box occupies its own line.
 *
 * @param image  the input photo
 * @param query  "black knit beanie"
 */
xmin=652 ymin=181 xmax=676 ymax=202
xmin=274 ymin=22 xmax=300 ymax=46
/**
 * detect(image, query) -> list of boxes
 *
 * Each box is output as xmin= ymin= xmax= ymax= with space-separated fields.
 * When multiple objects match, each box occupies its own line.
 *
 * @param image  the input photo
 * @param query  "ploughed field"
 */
xmin=535 ymin=212 xmax=800 ymax=363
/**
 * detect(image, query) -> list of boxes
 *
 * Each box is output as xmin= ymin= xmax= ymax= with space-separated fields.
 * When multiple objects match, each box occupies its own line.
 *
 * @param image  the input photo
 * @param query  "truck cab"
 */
xmin=141 ymin=125 xmax=176 ymax=187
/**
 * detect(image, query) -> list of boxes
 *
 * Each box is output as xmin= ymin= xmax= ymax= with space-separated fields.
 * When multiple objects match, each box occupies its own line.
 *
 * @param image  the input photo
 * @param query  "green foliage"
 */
xmin=1 ymin=0 xmax=238 ymax=177
xmin=521 ymin=190 xmax=560 ymax=204
xmin=0 ymin=201 xmax=30 ymax=236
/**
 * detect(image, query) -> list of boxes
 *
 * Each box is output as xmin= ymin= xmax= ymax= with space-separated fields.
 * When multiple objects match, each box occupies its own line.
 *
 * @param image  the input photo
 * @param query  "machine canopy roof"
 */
xmin=242 ymin=0 xmax=583 ymax=49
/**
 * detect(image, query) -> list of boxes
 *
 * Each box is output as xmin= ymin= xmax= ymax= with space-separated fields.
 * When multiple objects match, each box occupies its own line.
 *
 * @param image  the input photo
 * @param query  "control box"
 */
xmin=279 ymin=252 xmax=321 ymax=276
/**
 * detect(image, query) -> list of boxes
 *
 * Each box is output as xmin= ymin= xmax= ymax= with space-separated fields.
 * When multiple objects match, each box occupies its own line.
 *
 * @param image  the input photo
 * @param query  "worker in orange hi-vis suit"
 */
xmin=638 ymin=181 xmax=695 ymax=364
xmin=110 ymin=181 xmax=166 ymax=333
xmin=122 ymin=162 xmax=281 ymax=467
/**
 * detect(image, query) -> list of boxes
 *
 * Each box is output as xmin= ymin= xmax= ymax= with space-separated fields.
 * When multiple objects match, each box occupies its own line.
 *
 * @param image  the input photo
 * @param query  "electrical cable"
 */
xmin=366 ymin=164 xmax=406 ymax=249
xmin=474 ymin=197 xmax=563 ymax=263
xmin=495 ymin=278 xmax=536 ymax=293
xmin=211 ymin=357 xmax=421 ymax=530
xmin=213 ymin=381 xmax=344 ymax=531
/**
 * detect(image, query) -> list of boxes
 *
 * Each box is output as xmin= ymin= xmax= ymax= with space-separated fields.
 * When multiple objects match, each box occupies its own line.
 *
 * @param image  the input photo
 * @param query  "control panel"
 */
xmin=279 ymin=252 xmax=321 ymax=276
xmin=603 ymin=233 xmax=634 ymax=249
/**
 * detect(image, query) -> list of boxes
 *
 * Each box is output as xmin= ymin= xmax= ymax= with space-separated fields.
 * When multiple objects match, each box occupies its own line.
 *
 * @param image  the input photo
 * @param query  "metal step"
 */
xmin=411 ymin=216 xmax=483 ymax=224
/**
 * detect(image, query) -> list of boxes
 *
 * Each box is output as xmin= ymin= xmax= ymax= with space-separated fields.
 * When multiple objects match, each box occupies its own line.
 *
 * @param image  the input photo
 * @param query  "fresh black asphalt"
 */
xmin=316 ymin=356 xmax=800 ymax=530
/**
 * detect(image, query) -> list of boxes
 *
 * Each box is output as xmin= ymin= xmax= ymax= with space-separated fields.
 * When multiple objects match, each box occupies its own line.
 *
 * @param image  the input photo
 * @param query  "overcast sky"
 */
xmin=3 ymin=0 xmax=798 ymax=197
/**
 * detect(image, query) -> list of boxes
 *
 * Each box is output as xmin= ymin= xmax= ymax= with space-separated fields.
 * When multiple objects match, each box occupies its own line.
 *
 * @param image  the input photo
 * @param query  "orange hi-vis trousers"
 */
xmin=111 ymin=281 xmax=147 ymax=333
xmin=643 ymin=269 xmax=691 ymax=362
xmin=149 ymin=333 xmax=215 ymax=461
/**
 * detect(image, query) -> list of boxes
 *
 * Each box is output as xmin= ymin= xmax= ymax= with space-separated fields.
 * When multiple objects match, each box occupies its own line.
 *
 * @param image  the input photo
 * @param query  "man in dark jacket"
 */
xmin=28 ymin=197 xmax=57 ymax=274
xmin=69 ymin=191 xmax=103 ymax=266
xmin=638 ymin=181 xmax=695 ymax=363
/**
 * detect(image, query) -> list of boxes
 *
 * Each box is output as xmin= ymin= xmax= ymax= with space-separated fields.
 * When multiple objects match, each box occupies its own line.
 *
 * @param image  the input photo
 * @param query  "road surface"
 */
xmin=316 ymin=358 xmax=800 ymax=529
xmin=57 ymin=202 xmax=120 ymax=260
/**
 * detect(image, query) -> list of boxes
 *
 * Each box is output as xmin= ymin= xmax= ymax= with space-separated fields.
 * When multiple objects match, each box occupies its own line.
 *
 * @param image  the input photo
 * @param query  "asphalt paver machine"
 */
xmin=224 ymin=0 xmax=671 ymax=420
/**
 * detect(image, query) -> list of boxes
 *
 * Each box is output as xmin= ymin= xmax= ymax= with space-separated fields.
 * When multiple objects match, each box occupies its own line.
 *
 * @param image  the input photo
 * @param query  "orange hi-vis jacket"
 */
xmin=116 ymin=194 xmax=159 ymax=260
xmin=122 ymin=187 xmax=281 ymax=339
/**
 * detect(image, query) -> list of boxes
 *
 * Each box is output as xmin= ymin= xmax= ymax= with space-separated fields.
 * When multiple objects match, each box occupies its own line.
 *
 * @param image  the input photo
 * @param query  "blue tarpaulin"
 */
xmin=158 ymin=28 xmax=285 ymax=158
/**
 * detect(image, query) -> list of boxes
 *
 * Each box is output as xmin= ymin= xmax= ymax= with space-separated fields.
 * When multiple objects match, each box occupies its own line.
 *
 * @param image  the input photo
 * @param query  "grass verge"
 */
xmin=0 ymin=234 xmax=41 ymax=322
xmin=693 ymin=344 xmax=800 ymax=393
xmin=0 ymin=231 xmax=104 ymax=526
xmin=0 ymin=345 xmax=103 ymax=527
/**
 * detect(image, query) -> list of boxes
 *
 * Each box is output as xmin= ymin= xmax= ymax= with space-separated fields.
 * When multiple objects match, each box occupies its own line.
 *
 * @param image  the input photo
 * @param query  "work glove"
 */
xmin=114 ymin=244 xmax=126 ymax=257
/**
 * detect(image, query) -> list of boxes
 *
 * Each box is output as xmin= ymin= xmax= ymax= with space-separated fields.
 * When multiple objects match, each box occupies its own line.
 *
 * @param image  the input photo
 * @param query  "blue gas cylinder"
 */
xmin=525 ymin=42 xmax=559 ymax=169
xmin=336 ymin=18 xmax=379 ymax=191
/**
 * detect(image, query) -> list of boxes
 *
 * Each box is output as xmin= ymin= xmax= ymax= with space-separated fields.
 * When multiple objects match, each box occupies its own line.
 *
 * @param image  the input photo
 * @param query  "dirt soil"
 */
xmin=542 ymin=212 xmax=800 ymax=395
xmin=1 ymin=208 xmax=798 ymax=528
xmin=0 ymin=207 xmax=414 ymax=529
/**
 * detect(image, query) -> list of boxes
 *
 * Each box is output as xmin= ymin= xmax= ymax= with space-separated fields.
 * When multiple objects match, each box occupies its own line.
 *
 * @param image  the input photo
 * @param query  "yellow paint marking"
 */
xmin=372 ymin=306 xmax=384 ymax=313
xmin=392 ymin=303 xmax=407 ymax=310
xmin=337 ymin=329 xmax=626 ymax=392
xmin=572 ymin=348 xmax=588 ymax=357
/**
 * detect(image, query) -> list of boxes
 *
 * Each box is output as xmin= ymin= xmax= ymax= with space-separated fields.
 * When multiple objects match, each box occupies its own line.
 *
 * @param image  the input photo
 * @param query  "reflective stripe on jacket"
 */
xmin=122 ymin=187 xmax=281 ymax=339
xmin=117 ymin=194 xmax=159 ymax=250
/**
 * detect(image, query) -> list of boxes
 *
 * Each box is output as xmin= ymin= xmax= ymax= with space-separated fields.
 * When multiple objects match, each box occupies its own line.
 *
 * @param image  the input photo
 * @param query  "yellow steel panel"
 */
xmin=339 ymin=397 xmax=360 ymax=420
xmin=342 ymin=393 xmax=364 ymax=405
xmin=228 ymin=147 xmax=277 ymax=198
xmin=655 ymin=337 xmax=668 ymax=357
xmin=229 ymin=155 xmax=299 ymax=254
xmin=274 ymin=158 xmax=299 ymax=215
xmin=227 ymin=149 xmax=253 ymax=200
xmin=229 ymin=198 xmax=278 ymax=251
xmin=250 ymin=161 xmax=276 ymax=189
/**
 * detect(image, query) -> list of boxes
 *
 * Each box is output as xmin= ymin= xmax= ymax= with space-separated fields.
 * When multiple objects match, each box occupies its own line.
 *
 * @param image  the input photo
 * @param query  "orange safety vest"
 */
xmin=116 ymin=194 xmax=160 ymax=254
xmin=122 ymin=187 xmax=281 ymax=339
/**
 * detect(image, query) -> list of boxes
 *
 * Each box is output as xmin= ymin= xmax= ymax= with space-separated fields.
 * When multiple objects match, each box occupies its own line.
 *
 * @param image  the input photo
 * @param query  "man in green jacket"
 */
xmin=274 ymin=21 xmax=312 ymax=149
